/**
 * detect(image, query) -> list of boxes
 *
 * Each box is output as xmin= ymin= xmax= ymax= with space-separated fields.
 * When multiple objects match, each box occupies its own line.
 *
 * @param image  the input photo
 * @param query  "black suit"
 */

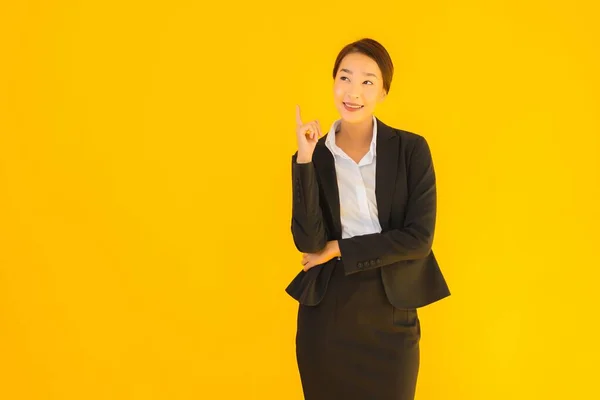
xmin=286 ymin=117 xmax=451 ymax=399
xmin=285 ymin=117 xmax=450 ymax=309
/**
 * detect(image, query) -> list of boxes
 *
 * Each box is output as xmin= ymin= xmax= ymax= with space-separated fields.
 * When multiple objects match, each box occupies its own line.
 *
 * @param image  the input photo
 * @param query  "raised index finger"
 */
xmin=295 ymin=104 xmax=303 ymax=127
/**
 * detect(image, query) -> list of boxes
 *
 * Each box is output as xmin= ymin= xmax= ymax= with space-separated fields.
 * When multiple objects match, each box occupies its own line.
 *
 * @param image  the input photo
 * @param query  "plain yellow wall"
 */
xmin=1 ymin=1 xmax=599 ymax=399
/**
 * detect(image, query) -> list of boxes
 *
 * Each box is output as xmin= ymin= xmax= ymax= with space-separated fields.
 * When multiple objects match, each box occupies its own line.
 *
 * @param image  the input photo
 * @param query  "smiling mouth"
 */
xmin=343 ymin=102 xmax=364 ymax=109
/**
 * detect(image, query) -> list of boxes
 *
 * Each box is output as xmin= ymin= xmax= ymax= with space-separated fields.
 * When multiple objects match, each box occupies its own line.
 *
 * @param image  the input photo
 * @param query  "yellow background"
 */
xmin=1 ymin=1 xmax=599 ymax=399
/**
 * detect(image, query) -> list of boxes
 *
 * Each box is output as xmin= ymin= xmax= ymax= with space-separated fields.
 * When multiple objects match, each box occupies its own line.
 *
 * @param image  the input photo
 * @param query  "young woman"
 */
xmin=285 ymin=38 xmax=451 ymax=399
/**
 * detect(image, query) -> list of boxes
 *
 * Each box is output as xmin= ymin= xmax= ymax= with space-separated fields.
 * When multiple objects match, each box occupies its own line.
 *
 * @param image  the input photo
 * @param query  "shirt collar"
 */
xmin=325 ymin=115 xmax=378 ymax=162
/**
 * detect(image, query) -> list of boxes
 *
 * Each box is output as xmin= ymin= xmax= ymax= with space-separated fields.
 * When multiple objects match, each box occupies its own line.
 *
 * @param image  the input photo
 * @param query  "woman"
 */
xmin=285 ymin=38 xmax=451 ymax=399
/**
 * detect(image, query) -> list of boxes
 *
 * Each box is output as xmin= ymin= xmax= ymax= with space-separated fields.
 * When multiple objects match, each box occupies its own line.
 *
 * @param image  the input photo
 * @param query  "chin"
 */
xmin=339 ymin=111 xmax=371 ymax=124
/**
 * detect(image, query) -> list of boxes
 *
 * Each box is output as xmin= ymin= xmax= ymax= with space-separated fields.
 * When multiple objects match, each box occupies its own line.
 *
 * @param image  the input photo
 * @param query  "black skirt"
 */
xmin=295 ymin=258 xmax=421 ymax=400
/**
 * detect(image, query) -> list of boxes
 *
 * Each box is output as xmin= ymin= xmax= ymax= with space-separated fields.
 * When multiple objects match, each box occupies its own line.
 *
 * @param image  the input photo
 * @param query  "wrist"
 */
xmin=296 ymin=156 xmax=312 ymax=164
xmin=296 ymin=152 xmax=312 ymax=164
xmin=328 ymin=240 xmax=341 ymax=258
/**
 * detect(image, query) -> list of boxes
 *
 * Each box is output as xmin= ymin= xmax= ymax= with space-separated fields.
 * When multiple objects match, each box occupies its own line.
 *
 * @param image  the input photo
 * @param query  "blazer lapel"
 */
xmin=375 ymin=118 xmax=399 ymax=231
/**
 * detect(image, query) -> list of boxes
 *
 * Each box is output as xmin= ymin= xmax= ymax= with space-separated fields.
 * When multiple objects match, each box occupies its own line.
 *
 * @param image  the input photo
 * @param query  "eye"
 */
xmin=364 ymin=80 xmax=373 ymax=85
xmin=340 ymin=76 xmax=349 ymax=81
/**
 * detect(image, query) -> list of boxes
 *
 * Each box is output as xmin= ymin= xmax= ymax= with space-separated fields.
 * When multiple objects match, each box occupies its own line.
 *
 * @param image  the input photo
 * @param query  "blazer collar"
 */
xmin=312 ymin=117 xmax=399 ymax=238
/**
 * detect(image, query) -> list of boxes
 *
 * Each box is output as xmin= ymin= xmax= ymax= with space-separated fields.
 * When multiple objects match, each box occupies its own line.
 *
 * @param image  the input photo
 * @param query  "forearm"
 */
xmin=338 ymin=135 xmax=437 ymax=274
xmin=338 ymin=227 xmax=433 ymax=274
xmin=291 ymin=156 xmax=328 ymax=253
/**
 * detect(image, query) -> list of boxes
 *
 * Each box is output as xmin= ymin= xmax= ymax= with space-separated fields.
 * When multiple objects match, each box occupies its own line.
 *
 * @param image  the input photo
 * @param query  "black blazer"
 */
xmin=285 ymin=117 xmax=450 ymax=309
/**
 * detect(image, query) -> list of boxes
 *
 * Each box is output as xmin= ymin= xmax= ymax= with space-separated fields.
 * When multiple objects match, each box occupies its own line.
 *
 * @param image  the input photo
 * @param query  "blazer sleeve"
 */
xmin=290 ymin=152 xmax=328 ymax=253
xmin=338 ymin=135 xmax=437 ymax=275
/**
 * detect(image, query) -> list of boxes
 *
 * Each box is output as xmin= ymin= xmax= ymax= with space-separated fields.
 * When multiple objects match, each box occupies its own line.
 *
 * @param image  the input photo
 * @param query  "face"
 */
xmin=333 ymin=52 xmax=387 ymax=124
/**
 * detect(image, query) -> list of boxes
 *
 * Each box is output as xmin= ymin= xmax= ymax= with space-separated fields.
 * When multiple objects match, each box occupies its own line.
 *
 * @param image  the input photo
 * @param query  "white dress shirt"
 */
xmin=325 ymin=116 xmax=382 ymax=240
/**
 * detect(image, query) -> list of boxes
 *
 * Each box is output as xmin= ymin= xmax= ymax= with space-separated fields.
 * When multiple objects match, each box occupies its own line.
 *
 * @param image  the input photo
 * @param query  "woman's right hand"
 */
xmin=295 ymin=104 xmax=321 ymax=163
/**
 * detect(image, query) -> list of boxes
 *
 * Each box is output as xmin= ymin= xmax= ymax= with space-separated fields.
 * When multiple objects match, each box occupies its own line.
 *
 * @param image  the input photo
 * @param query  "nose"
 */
xmin=347 ymin=83 xmax=362 ymax=99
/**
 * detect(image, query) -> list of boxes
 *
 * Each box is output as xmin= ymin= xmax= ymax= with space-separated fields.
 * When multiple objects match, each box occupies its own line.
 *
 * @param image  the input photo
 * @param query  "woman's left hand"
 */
xmin=301 ymin=240 xmax=341 ymax=271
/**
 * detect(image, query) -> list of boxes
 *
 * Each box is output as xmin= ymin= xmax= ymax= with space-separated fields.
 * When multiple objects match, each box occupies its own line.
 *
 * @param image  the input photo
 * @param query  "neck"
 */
xmin=337 ymin=117 xmax=374 ymax=147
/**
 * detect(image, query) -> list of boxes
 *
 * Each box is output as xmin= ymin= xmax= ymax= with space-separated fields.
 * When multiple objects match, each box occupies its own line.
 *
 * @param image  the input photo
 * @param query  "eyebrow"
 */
xmin=340 ymin=68 xmax=379 ymax=79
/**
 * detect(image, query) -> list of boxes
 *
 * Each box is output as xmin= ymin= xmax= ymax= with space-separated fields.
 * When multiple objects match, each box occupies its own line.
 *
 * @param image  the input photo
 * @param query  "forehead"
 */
xmin=338 ymin=52 xmax=381 ymax=76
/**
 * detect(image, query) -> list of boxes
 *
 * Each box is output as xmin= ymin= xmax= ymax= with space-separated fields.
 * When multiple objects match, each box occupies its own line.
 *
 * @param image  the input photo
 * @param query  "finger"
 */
xmin=304 ymin=124 xmax=312 ymax=137
xmin=307 ymin=123 xmax=313 ymax=140
xmin=300 ymin=123 xmax=308 ymax=135
xmin=296 ymin=105 xmax=303 ymax=127
xmin=304 ymin=124 xmax=314 ymax=140
xmin=310 ymin=122 xmax=317 ymax=140
xmin=316 ymin=120 xmax=322 ymax=138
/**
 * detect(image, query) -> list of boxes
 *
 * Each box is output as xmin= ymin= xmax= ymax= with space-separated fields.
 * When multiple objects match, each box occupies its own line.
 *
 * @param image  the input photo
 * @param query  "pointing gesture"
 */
xmin=295 ymin=105 xmax=321 ymax=163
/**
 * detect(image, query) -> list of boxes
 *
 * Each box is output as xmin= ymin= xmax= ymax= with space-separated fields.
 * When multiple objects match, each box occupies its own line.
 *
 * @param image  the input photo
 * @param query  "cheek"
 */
xmin=362 ymin=95 xmax=375 ymax=105
xmin=364 ymin=89 xmax=382 ymax=104
xmin=333 ymin=85 xmax=345 ymax=98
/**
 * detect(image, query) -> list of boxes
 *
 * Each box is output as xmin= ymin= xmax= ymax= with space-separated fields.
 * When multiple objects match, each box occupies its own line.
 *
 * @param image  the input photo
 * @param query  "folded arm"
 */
xmin=338 ymin=135 xmax=437 ymax=274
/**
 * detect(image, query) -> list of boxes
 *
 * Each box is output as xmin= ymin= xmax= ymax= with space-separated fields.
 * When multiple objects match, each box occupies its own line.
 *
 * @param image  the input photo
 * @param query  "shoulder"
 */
xmin=395 ymin=128 xmax=427 ymax=145
xmin=377 ymin=118 xmax=430 ymax=155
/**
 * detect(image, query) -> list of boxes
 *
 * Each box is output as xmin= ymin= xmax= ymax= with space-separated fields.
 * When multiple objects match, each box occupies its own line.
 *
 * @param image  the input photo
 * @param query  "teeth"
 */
xmin=345 ymin=103 xmax=362 ymax=109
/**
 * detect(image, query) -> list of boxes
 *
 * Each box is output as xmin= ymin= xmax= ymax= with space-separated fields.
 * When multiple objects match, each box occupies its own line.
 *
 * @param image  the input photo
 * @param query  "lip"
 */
xmin=343 ymin=102 xmax=364 ymax=112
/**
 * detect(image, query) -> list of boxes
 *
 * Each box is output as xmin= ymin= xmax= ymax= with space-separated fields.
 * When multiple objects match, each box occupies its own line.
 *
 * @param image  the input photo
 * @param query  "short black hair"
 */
xmin=332 ymin=38 xmax=394 ymax=94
